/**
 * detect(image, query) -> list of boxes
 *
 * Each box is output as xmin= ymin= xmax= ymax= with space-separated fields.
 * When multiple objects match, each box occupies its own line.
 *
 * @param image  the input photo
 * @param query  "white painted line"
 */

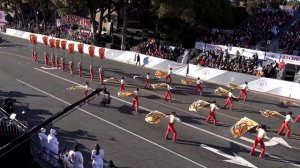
xmin=17 ymin=79 xmax=207 ymax=168
xmin=33 ymin=67 xmax=300 ymax=167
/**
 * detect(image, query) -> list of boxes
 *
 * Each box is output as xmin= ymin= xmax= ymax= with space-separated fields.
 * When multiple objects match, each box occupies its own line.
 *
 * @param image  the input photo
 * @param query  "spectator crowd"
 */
xmin=279 ymin=20 xmax=300 ymax=55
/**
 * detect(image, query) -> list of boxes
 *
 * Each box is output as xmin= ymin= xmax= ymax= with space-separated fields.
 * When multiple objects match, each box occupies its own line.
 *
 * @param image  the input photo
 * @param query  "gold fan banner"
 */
xmin=117 ymin=91 xmax=134 ymax=97
xmin=103 ymin=77 xmax=118 ymax=83
xmin=151 ymin=83 xmax=168 ymax=89
xmin=189 ymin=100 xmax=211 ymax=112
xmin=215 ymin=87 xmax=230 ymax=96
xmin=260 ymin=110 xmax=285 ymax=119
xmin=155 ymin=70 xmax=167 ymax=78
xmin=227 ymin=83 xmax=241 ymax=90
xmin=181 ymin=79 xmax=195 ymax=85
xmin=66 ymin=85 xmax=85 ymax=90
xmin=230 ymin=117 xmax=258 ymax=138
xmin=145 ymin=111 xmax=167 ymax=124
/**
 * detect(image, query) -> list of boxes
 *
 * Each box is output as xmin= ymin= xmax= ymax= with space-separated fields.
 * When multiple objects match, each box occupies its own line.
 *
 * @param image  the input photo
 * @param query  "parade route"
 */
xmin=0 ymin=34 xmax=300 ymax=168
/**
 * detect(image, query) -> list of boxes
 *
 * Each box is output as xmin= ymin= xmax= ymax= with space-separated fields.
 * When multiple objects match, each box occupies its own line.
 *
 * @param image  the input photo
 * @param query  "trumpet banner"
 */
xmin=155 ymin=70 xmax=167 ymax=78
xmin=227 ymin=83 xmax=241 ymax=90
xmin=260 ymin=110 xmax=285 ymax=119
xmin=151 ymin=83 xmax=168 ymax=89
xmin=145 ymin=111 xmax=166 ymax=124
xmin=215 ymin=87 xmax=230 ymax=96
xmin=230 ymin=117 xmax=258 ymax=138
xmin=117 ymin=91 xmax=134 ymax=97
xmin=189 ymin=100 xmax=211 ymax=112
xmin=181 ymin=79 xmax=195 ymax=85
xmin=66 ymin=85 xmax=84 ymax=90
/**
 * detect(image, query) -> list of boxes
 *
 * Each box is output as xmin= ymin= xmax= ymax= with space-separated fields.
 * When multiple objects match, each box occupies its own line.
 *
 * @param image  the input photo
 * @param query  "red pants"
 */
xmin=132 ymin=96 xmax=139 ymax=112
xmin=51 ymin=55 xmax=55 ymax=67
xmin=165 ymin=74 xmax=172 ymax=84
xmin=164 ymin=90 xmax=172 ymax=101
xmin=69 ymin=64 xmax=74 ymax=75
xmin=250 ymin=137 xmax=265 ymax=157
xmin=32 ymin=52 xmax=38 ymax=63
xmin=206 ymin=110 xmax=217 ymax=125
xmin=296 ymin=114 xmax=300 ymax=122
xmin=224 ymin=97 xmax=233 ymax=110
xmin=99 ymin=73 xmax=104 ymax=84
xmin=55 ymin=58 xmax=60 ymax=69
xmin=78 ymin=64 xmax=82 ymax=77
xmin=120 ymin=84 xmax=125 ymax=92
xmin=90 ymin=69 xmax=94 ymax=81
xmin=165 ymin=123 xmax=177 ymax=142
xmin=238 ymin=89 xmax=247 ymax=101
xmin=194 ymin=84 xmax=203 ymax=95
xmin=278 ymin=121 xmax=291 ymax=137
xmin=144 ymin=79 xmax=151 ymax=88
xmin=44 ymin=53 xmax=48 ymax=65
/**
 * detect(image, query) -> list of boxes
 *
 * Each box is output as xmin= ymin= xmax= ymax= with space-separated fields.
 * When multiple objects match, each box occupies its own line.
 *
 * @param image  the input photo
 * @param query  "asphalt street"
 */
xmin=0 ymin=34 xmax=299 ymax=168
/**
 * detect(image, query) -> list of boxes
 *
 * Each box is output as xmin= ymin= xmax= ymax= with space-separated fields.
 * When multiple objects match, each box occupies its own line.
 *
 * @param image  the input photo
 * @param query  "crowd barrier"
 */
xmin=195 ymin=42 xmax=300 ymax=65
xmin=5 ymin=28 xmax=300 ymax=101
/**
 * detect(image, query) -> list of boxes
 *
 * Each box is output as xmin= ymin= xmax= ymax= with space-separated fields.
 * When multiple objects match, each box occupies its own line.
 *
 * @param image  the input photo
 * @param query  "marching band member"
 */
xmin=296 ymin=114 xmax=300 ymax=122
xmin=144 ymin=73 xmax=152 ymax=88
xmin=84 ymin=82 xmax=89 ymax=103
xmin=164 ymin=84 xmax=172 ymax=102
xmin=237 ymin=81 xmax=249 ymax=101
xmin=206 ymin=100 xmax=219 ymax=125
xmin=194 ymin=77 xmax=204 ymax=96
xmin=61 ymin=56 xmax=65 ymax=71
xmin=78 ymin=61 xmax=82 ymax=77
xmin=250 ymin=124 xmax=268 ymax=158
xmin=165 ymin=68 xmax=172 ymax=84
xmin=90 ymin=65 xmax=94 ymax=81
xmin=44 ymin=52 xmax=49 ymax=66
xmin=32 ymin=51 xmax=38 ymax=63
xmin=278 ymin=111 xmax=294 ymax=137
xmin=223 ymin=89 xmax=236 ymax=110
xmin=120 ymin=77 xmax=125 ymax=92
xmin=132 ymin=88 xmax=139 ymax=112
xmin=165 ymin=112 xmax=177 ymax=142
xmin=99 ymin=66 xmax=104 ymax=85
xmin=69 ymin=61 xmax=74 ymax=75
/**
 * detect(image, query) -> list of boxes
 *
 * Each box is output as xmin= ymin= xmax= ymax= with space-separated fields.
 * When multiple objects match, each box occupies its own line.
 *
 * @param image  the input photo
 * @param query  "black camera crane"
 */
xmin=0 ymin=88 xmax=102 ymax=158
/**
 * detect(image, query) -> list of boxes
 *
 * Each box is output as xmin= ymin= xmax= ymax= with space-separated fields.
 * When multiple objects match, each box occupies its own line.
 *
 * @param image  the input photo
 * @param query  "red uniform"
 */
xmin=144 ymin=74 xmax=151 ymax=88
xmin=78 ymin=62 xmax=82 ymax=77
xmin=69 ymin=61 xmax=74 ymax=75
xmin=250 ymin=127 xmax=266 ymax=157
xmin=164 ymin=85 xmax=172 ymax=101
xmin=51 ymin=54 xmax=55 ymax=67
xmin=278 ymin=114 xmax=294 ymax=137
xmin=120 ymin=79 xmax=125 ymax=92
xmin=60 ymin=57 xmax=65 ymax=71
xmin=206 ymin=103 xmax=219 ymax=125
xmin=99 ymin=68 xmax=104 ymax=84
xmin=237 ymin=83 xmax=248 ymax=101
xmin=132 ymin=91 xmax=139 ymax=112
xmin=165 ymin=114 xmax=177 ymax=142
xmin=55 ymin=56 xmax=60 ymax=69
xmin=223 ymin=92 xmax=235 ymax=110
xmin=90 ymin=65 xmax=94 ymax=81
xmin=33 ymin=52 xmax=38 ymax=63
xmin=296 ymin=114 xmax=300 ymax=122
xmin=165 ymin=69 xmax=172 ymax=84
xmin=194 ymin=79 xmax=203 ymax=95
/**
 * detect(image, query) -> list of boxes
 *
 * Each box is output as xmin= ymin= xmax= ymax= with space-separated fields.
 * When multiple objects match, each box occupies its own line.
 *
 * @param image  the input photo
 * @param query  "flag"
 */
xmin=230 ymin=117 xmax=258 ymax=138
xmin=260 ymin=110 xmax=285 ymax=119
xmin=145 ymin=111 xmax=166 ymax=124
xmin=189 ymin=100 xmax=210 ymax=112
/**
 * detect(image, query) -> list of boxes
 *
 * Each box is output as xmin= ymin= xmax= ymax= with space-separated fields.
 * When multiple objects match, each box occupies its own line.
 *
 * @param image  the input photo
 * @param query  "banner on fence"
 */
xmin=195 ymin=42 xmax=205 ymax=50
xmin=281 ymin=54 xmax=300 ymax=65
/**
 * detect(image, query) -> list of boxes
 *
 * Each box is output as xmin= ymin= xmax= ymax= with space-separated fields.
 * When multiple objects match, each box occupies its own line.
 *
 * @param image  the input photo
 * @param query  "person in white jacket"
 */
xmin=69 ymin=144 xmax=84 ymax=168
xmin=38 ymin=128 xmax=48 ymax=160
xmin=91 ymin=144 xmax=104 ymax=168
xmin=48 ymin=128 xmax=59 ymax=166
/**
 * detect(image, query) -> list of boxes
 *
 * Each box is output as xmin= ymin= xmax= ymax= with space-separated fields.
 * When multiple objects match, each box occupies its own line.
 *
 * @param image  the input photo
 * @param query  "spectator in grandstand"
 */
xmin=48 ymin=128 xmax=60 ymax=166
xmin=69 ymin=143 xmax=84 ymax=168
xmin=91 ymin=143 xmax=104 ymax=168
xmin=60 ymin=148 xmax=73 ymax=168
xmin=38 ymin=128 xmax=48 ymax=160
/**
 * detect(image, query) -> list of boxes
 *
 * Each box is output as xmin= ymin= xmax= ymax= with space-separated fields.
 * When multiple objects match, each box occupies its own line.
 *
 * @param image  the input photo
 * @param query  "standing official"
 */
xmin=132 ymin=88 xmax=139 ymax=112
xmin=164 ymin=84 xmax=172 ymax=102
xmin=194 ymin=77 xmax=204 ymax=96
xmin=165 ymin=112 xmax=178 ymax=142
xmin=223 ymin=89 xmax=237 ymax=110
xmin=206 ymin=100 xmax=219 ymax=125
xmin=144 ymin=73 xmax=152 ymax=88
xmin=135 ymin=52 xmax=141 ymax=66
xmin=120 ymin=77 xmax=125 ymax=92
xmin=237 ymin=81 xmax=249 ymax=101
xmin=250 ymin=125 xmax=267 ymax=158
xmin=278 ymin=112 xmax=294 ymax=137
xmin=165 ymin=68 xmax=172 ymax=84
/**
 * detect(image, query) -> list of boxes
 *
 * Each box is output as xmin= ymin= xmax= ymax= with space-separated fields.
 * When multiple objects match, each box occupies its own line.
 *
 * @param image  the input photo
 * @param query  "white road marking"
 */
xmin=41 ymin=67 xmax=58 ymax=70
xmin=17 ymin=79 xmax=207 ymax=168
xmin=200 ymin=144 xmax=257 ymax=168
xmin=33 ymin=67 xmax=300 ymax=167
